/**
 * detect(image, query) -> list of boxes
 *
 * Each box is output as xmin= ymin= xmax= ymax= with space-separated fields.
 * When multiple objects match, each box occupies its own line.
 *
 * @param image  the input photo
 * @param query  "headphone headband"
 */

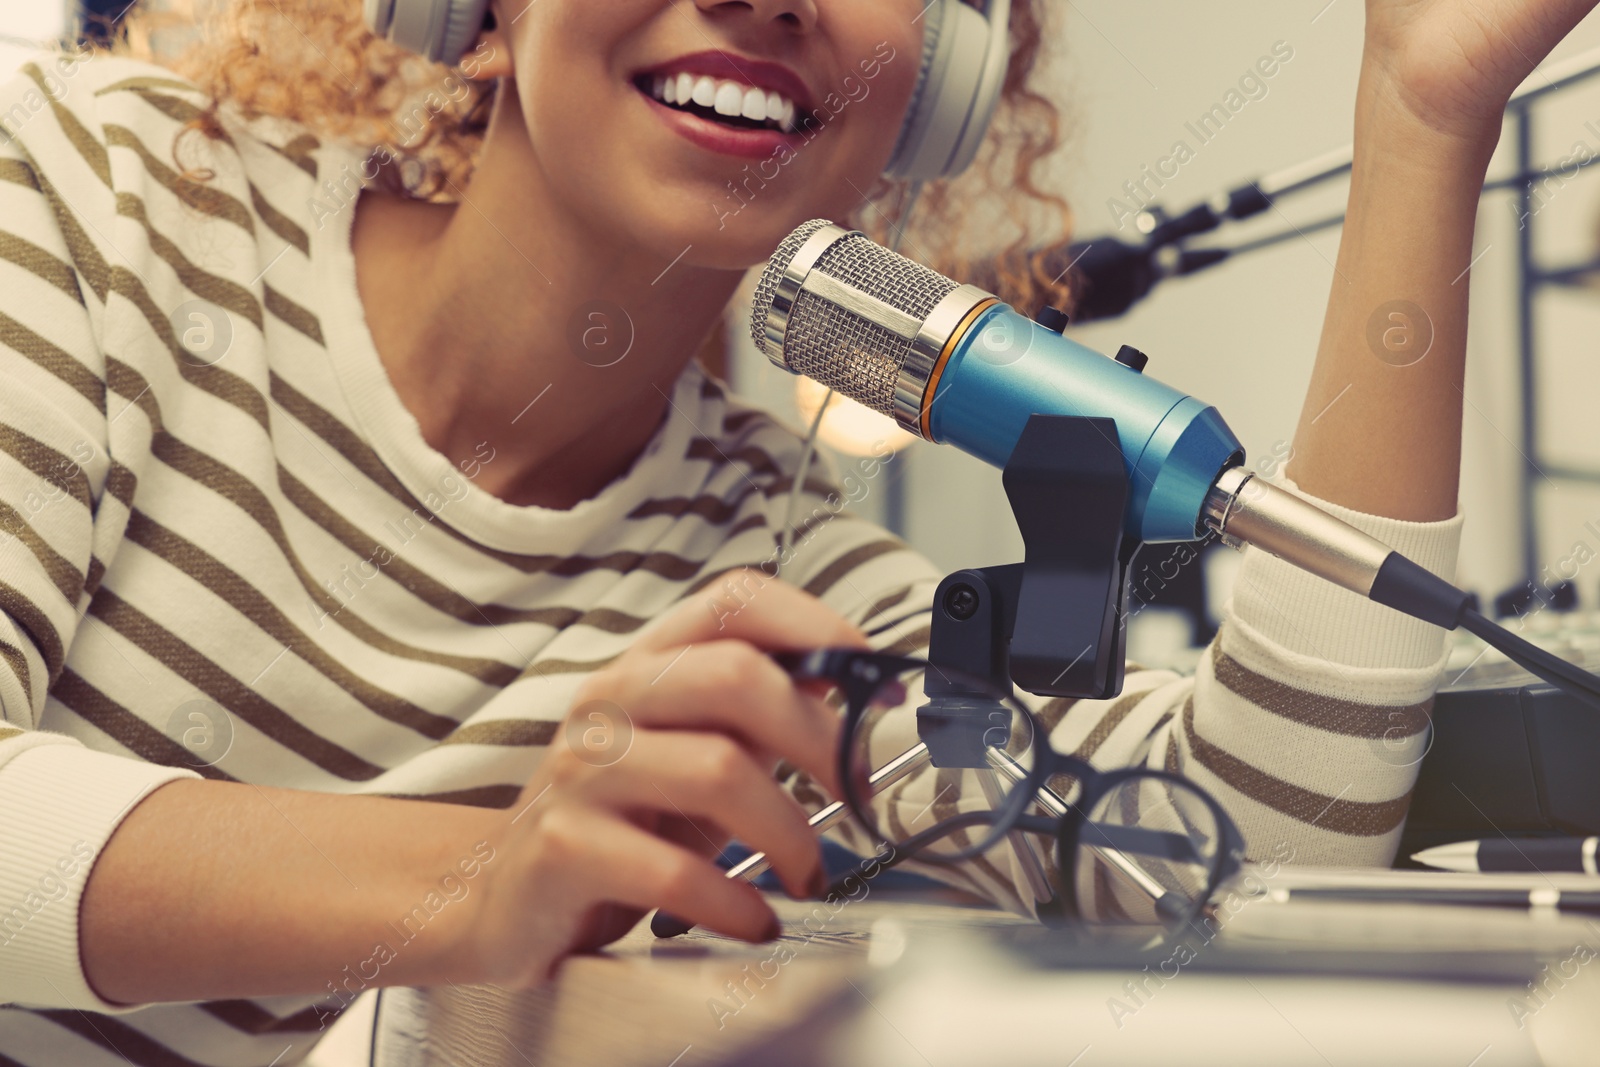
xmin=363 ymin=0 xmax=1012 ymax=181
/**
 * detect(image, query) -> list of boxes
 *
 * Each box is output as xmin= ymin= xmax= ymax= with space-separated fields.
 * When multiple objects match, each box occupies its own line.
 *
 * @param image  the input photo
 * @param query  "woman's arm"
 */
xmin=78 ymin=781 xmax=503 ymax=1004
xmin=1290 ymin=0 xmax=1600 ymax=517
xmin=77 ymin=577 xmax=865 ymax=1005
xmin=1287 ymin=84 xmax=1489 ymax=520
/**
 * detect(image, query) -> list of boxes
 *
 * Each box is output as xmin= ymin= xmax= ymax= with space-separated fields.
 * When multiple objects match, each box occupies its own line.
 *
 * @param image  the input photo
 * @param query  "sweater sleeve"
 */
xmin=1164 ymin=475 xmax=1462 ymax=865
xmin=0 ymin=58 xmax=201 ymax=1013
xmin=753 ymin=421 xmax=1461 ymax=915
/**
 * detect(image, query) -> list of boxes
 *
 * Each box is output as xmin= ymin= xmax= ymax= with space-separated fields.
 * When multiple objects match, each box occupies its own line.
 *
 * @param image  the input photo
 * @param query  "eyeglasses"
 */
xmin=775 ymin=648 xmax=1247 ymax=929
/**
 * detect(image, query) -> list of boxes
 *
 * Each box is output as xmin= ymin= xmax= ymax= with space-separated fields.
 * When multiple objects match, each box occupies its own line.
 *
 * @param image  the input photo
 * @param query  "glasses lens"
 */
xmin=844 ymin=662 xmax=1040 ymax=864
xmin=1068 ymin=774 xmax=1227 ymax=925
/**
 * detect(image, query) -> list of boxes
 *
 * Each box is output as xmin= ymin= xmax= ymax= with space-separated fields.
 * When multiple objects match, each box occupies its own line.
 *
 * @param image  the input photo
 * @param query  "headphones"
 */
xmin=361 ymin=0 xmax=1012 ymax=182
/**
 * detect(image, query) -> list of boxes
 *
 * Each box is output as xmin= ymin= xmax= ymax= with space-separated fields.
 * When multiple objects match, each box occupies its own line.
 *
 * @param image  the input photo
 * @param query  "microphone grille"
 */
xmin=749 ymin=218 xmax=835 ymax=357
xmin=750 ymin=221 xmax=959 ymax=418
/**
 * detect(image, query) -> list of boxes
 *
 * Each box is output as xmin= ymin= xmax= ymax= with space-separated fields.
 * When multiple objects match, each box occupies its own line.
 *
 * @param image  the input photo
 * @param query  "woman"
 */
xmin=0 ymin=0 xmax=1587 ymax=1062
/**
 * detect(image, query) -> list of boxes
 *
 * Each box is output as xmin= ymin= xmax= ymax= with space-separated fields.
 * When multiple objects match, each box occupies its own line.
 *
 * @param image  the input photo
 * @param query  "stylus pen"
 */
xmin=1269 ymin=885 xmax=1600 ymax=913
xmin=650 ymin=742 xmax=934 ymax=938
xmin=1412 ymin=837 xmax=1600 ymax=875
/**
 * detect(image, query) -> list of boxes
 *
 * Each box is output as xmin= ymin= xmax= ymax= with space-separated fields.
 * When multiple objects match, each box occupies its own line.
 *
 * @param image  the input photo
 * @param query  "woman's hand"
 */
xmin=453 ymin=571 xmax=868 ymax=988
xmin=1361 ymin=0 xmax=1599 ymax=144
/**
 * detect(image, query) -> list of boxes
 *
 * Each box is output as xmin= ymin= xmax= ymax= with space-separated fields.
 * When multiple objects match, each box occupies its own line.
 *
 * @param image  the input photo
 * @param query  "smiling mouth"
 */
xmin=634 ymin=72 xmax=814 ymax=135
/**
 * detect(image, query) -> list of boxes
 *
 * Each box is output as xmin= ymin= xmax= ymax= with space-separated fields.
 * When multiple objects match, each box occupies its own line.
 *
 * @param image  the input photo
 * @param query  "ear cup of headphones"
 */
xmin=883 ymin=0 xmax=1009 ymax=182
xmin=364 ymin=0 xmax=491 ymax=66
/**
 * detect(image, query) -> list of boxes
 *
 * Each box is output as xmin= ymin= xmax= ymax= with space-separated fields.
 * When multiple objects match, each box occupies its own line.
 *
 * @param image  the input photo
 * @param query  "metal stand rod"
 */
xmin=978 ymin=766 xmax=1057 ymax=905
xmin=720 ymin=742 xmax=933 ymax=885
xmin=985 ymin=747 xmax=1169 ymax=906
xmin=649 ymin=743 xmax=937 ymax=938
xmin=1515 ymin=103 xmax=1540 ymax=586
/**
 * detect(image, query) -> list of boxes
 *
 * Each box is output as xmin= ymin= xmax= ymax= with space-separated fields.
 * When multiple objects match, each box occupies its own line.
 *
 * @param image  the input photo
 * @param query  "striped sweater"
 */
xmin=0 ymin=51 xmax=1461 ymax=1066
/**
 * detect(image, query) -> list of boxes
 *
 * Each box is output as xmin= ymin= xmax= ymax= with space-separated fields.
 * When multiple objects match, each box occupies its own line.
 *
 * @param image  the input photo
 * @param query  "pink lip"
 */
xmin=636 ymin=50 xmax=817 ymax=113
xmin=638 ymin=91 xmax=810 ymax=161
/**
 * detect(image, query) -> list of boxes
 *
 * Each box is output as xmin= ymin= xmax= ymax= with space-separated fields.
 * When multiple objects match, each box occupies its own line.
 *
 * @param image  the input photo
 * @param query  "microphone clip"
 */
xmin=920 ymin=414 xmax=1138 ymax=766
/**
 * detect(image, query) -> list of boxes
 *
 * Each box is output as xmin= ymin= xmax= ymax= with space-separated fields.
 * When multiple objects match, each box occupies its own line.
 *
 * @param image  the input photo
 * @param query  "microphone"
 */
xmin=749 ymin=219 xmax=1600 ymax=709
xmin=751 ymin=218 xmax=1241 ymax=546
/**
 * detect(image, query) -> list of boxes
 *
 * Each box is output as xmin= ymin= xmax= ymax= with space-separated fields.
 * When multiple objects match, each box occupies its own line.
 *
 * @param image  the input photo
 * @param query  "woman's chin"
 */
xmin=689 ymin=232 xmax=812 ymax=273
xmin=616 ymin=208 xmax=832 ymax=274
xmin=685 ymin=231 xmax=801 ymax=272
xmin=556 ymin=155 xmax=867 ymax=271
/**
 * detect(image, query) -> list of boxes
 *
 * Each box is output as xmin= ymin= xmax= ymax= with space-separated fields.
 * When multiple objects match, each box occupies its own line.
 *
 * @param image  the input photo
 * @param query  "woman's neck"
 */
xmin=351 ymin=90 xmax=745 ymax=511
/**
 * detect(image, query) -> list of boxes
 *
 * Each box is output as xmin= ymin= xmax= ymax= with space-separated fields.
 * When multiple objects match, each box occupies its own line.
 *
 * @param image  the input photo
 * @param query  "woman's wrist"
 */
xmin=390 ymin=808 xmax=515 ymax=989
xmin=1352 ymin=60 xmax=1502 ymax=175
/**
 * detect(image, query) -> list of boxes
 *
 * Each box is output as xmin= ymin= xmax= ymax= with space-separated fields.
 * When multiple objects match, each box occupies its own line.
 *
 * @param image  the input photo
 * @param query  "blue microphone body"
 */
xmin=925 ymin=304 xmax=1242 ymax=543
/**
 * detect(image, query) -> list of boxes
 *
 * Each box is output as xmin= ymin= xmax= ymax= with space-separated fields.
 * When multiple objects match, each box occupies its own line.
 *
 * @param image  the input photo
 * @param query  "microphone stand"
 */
xmin=900 ymin=412 xmax=1154 ymax=910
xmin=649 ymin=411 xmax=1162 ymax=935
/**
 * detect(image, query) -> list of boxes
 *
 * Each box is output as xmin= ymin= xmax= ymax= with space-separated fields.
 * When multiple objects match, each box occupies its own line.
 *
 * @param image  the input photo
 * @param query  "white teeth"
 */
xmin=742 ymin=86 xmax=767 ymax=122
xmin=647 ymin=72 xmax=800 ymax=132
xmin=714 ymin=81 xmax=744 ymax=117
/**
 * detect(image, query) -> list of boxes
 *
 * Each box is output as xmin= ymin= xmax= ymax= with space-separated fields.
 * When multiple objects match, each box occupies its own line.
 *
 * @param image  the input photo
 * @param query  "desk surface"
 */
xmin=377 ymin=889 xmax=1600 ymax=1067
xmin=377 ymin=891 xmax=1024 ymax=1067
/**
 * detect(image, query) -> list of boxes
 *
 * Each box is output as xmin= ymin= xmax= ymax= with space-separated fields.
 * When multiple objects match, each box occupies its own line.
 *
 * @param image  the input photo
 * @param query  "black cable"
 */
xmin=1368 ymin=553 xmax=1600 ymax=710
xmin=1457 ymin=608 xmax=1600 ymax=711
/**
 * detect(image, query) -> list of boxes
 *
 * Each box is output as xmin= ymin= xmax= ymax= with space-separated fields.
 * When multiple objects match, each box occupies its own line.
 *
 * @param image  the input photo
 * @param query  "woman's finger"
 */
xmin=561 ymin=730 xmax=825 ymax=899
xmin=604 ymin=639 xmax=846 ymax=800
xmin=536 ymin=807 xmax=779 ymax=945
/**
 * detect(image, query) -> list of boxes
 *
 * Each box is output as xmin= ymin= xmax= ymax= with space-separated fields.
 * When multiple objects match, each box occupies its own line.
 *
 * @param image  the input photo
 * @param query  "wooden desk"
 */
xmin=373 ymin=891 xmax=1027 ymax=1067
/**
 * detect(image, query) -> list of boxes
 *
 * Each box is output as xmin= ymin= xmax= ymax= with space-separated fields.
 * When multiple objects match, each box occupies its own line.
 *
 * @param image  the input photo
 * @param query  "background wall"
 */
xmin=731 ymin=0 xmax=1600 ymax=636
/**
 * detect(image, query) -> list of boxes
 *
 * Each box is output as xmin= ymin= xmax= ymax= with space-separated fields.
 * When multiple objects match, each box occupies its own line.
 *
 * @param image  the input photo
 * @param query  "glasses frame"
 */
xmin=775 ymin=647 xmax=1247 ymax=924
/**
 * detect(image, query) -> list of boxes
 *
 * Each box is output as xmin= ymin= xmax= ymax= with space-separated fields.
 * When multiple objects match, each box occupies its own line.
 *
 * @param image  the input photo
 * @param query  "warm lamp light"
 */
xmin=794 ymin=377 xmax=916 ymax=457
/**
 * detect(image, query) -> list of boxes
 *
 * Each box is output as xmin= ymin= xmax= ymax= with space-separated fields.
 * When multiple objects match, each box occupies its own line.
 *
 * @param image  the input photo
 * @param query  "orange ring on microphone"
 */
xmin=918 ymin=298 xmax=998 ymax=441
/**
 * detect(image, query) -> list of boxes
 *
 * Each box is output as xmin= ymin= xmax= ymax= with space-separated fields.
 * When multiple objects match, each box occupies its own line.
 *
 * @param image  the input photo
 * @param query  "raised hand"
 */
xmin=1361 ymin=0 xmax=1600 ymax=141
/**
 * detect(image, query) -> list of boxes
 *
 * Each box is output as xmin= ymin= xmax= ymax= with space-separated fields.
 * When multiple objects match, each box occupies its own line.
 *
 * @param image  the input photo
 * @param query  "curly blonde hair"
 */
xmin=114 ymin=0 xmax=1077 ymax=313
